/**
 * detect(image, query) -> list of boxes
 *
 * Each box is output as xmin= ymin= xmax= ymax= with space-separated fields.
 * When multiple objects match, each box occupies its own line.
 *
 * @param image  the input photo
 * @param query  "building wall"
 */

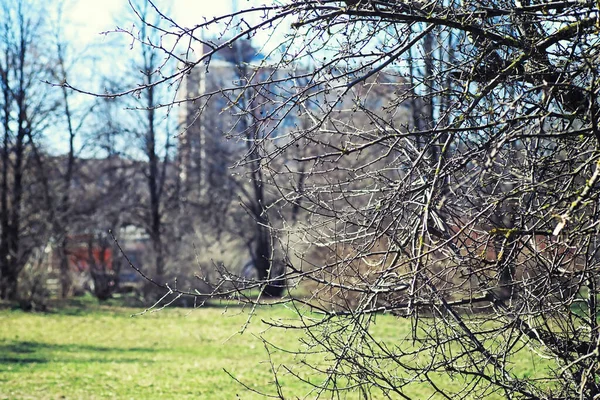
xmin=176 ymin=42 xmax=413 ymax=202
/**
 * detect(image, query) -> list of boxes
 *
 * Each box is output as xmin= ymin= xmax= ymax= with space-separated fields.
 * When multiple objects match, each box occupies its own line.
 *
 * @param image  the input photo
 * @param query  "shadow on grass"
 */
xmin=149 ymin=290 xmax=292 ymax=309
xmin=44 ymin=295 xmax=146 ymax=315
xmin=0 ymin=340 xmax=152 ymax=366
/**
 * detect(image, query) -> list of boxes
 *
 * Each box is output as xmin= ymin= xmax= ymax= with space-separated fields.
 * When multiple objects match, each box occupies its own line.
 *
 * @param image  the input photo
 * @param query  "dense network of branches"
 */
xmin=91 ymin=0 xmax=600 ymax=398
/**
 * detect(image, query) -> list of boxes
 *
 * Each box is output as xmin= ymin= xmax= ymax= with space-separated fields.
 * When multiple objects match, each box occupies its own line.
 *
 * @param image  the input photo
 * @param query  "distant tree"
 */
xmin=46 ymin=5 xmax=100 ymax=299
xmin=216 ymin=39 xmax=286 ymax=297
xmin=0 ymin=0 xmax=60 ymax=300
xmin=66 ymin=153 xmax=138 ymax=301
xmin=100 ymin=0 xmax=178 ymax=299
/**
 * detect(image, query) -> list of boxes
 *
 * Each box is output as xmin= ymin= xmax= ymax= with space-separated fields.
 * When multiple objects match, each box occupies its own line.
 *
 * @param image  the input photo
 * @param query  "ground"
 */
xmin=0 ymin=296 xmax=552 ymax=399
xmin=1 ymin=298 xmax=309 ymax=399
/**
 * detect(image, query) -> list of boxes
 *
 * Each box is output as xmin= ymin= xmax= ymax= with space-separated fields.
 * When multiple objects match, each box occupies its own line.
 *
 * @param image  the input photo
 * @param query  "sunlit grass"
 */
xmin=0 ymin=297 xmax=559 ymax=399
xmin=0 ymin=300 xmax=312 ymax=399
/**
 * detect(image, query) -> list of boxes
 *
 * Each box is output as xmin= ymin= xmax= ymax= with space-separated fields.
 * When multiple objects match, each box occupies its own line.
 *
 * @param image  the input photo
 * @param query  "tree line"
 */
xmin=0 ymin=0 xmax=281 ymax=305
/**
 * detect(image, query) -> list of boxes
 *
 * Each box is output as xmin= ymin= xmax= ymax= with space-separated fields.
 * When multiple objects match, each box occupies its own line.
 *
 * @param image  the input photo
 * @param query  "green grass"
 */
xmin=0 ymin=298 xmax=557 ymax=399
xmin=0 ymin=300 xmax=312 ymax=399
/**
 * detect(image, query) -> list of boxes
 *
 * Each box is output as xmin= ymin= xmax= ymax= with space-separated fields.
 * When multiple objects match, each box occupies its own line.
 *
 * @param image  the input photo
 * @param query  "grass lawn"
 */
xmin=0 ymin=297 xmax=555 ymax=399
xmin=0 ymin=299 xmax=316 ymax=399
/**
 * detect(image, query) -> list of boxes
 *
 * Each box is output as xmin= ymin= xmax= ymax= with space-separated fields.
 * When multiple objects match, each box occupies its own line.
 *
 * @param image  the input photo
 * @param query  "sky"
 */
xmin=54 ymin=1 xmax=258 ymax=156
xmin=60 ymin=1 xmax=246 ymax=96
xmin=65 ymin=1 xmax=235 ymax=47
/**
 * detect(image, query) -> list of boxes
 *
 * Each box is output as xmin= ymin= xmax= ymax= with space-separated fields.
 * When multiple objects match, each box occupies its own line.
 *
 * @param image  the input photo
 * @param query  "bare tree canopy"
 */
xmin=0 ymin=0 xmax=63 ymax=300
xmin=84 ymin=0 xmax=600 ymax=398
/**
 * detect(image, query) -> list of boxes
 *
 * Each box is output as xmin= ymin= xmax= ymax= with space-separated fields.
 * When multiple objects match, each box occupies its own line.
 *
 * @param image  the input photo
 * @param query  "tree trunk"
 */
xmin=0 ymin=268 xmax=18 ymax=300
xmin=58 ymin=237 xmax=71 ymax=298
xmin=253 ymin=225 xmax=284 ymax=297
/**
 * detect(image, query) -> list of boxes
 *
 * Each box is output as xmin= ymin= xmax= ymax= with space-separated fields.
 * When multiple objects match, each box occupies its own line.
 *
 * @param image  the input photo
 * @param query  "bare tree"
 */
xmin=0 ymin=0 xmax=60 ymax=300
xmin=74 ymin=0 xmax=600 ymax=398
xmin=220 ymin=39 xmax=287 ymax=296
xmin=98 ymin=0 xmax=178 ymax=299
xmin=47 ymin=6 xmax=99 ymax=299
xmin=174 ymin=37 xmax=290 ymax=296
